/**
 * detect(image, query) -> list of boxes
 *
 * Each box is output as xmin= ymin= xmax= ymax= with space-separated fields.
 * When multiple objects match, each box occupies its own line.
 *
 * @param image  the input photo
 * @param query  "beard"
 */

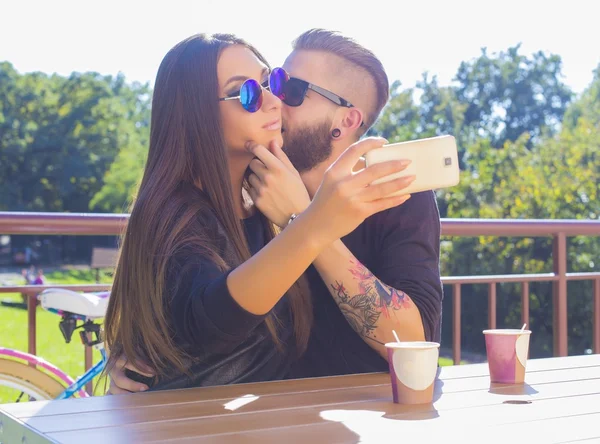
xmin=282 ymin=120 xmax=333 ymax=173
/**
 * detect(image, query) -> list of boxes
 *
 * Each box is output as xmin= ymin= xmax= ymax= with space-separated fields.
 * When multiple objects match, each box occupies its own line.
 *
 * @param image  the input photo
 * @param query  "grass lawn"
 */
xmin=1 ymin=269 xmax=457 ymax=403
xmin=0 ymin=269 xmax=111 ymax=402
xmin=438 ymin=357 xmax=454 ymax=366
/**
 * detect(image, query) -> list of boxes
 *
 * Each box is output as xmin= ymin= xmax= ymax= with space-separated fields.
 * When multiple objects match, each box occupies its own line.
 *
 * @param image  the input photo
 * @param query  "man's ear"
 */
xmin=331 ymin=107 xmax=363 ymax=139
xmin=341 ymin=108 xmax=364 ymax=132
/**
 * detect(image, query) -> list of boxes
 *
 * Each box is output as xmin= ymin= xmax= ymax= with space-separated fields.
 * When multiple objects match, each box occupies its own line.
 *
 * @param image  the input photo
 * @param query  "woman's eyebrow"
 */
xmin=224 ymin=67 xmax=269 ymax=88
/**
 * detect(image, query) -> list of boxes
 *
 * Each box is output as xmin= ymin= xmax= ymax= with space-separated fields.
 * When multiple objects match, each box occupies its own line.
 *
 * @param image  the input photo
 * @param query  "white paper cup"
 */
xmin=385 ymin=341 xmax=440 ymax=404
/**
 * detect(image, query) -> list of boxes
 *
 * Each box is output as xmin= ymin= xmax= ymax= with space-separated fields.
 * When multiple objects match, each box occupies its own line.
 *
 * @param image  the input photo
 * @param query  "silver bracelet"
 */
xmin=287 ymin=213 xmax=299 ymax=226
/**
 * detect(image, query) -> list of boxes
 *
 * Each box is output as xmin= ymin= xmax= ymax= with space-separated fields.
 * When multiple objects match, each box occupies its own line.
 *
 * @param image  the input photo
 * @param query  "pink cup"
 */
xmin=483 ymin=329 xmax=532 ymax=384
xmin=386 ymin=341 xmax=440 ymax=404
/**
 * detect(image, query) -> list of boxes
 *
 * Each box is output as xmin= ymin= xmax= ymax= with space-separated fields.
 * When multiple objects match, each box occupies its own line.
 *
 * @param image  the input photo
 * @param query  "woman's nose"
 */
xmin=262 ymin=86 xmax=282 ymax=111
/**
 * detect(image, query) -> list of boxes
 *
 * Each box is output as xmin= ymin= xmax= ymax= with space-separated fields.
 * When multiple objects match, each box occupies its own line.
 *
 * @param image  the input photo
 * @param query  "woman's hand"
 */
xmin=107 ymin=354 xmax=154 ymax=394
xmin=303 ymin=137 xmax=414 ymax=244
xmin=246 ymin=140 xmax=311 ymax=228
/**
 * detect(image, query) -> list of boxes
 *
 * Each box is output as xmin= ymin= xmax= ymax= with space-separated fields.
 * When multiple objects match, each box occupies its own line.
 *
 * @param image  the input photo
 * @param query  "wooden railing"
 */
xmin=1 ymin=212 xmax=599 ymax=383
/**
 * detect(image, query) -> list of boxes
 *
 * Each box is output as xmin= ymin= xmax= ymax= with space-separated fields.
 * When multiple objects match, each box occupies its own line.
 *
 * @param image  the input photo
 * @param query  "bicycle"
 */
xmin=0 ymin=288 xmax=109 ymax=402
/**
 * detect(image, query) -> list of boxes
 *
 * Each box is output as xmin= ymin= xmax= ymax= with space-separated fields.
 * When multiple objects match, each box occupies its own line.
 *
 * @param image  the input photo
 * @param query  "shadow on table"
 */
xmin=319 ymin=372 xmax=443 ymax=443
xmin=488 ymin=382 xmax=539 ymax=397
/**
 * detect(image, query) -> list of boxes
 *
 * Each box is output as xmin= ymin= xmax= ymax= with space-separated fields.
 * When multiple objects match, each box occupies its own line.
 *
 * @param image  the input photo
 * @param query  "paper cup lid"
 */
xmin=385 ymin=341 xmax=440 ymax=349
xmin=483 ymin=329 xmax=531 ymax=335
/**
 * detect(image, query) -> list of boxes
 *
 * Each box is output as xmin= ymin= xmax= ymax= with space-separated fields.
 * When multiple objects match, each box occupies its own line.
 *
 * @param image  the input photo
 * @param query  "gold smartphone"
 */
xmin=364 ymin=135 xmax=460 ymax=196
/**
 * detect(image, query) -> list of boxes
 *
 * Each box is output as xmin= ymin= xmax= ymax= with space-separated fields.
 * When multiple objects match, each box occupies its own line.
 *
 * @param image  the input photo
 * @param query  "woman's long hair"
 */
xmin=103 ymin=34 xmax=313 ymax=379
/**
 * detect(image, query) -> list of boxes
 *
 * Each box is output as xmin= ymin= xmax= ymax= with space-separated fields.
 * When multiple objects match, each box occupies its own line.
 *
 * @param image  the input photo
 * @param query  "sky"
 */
xmin=1 ymin=0 xmax=599 ymax=94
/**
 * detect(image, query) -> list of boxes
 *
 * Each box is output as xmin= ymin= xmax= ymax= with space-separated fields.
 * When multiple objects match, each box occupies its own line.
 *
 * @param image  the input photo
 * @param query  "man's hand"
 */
xmin=246 ymin=140 xmax=311 ymax=228
xmin=303 ymin=137 xmax=414 ymax=244
xmin=107 ymin=355 xmax=154 ymax=395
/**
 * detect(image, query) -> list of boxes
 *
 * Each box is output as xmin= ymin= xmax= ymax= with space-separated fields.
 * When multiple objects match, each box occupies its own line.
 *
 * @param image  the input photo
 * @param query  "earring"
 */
xmin=331 ymin=128 xmax=341 ymax=138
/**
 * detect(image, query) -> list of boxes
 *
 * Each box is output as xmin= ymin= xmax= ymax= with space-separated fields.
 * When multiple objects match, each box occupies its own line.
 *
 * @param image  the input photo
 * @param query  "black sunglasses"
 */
xmin=282 ymin=76 xmax=354 ymax=108
xmin=279 ymin=73 xmax=364 ymax=126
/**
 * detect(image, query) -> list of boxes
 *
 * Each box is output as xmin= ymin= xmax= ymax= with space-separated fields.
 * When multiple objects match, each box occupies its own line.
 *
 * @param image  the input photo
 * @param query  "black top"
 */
xmin=288 ymin=190 xmax=443 ymax=378
xmin=138 ymin=190 xmax=442 ymax=390
xmin=148 ymin=209 xmax=295 ymax=390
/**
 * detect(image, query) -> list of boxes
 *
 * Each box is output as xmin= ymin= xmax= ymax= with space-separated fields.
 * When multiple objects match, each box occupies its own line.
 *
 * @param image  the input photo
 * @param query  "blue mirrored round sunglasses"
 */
xmin=218 ymin=67 xmax=289 ymax=113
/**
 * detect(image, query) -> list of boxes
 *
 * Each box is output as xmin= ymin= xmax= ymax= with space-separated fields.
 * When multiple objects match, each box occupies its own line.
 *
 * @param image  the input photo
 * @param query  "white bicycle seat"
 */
xmin=38 ymin=288 xmax=109 ymax=319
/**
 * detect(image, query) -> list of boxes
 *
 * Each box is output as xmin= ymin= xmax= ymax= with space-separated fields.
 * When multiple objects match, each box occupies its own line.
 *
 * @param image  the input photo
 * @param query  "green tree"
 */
xmin=373 ymin=45 xmax=573 ymax=166
xmin=372 ymin=49 xmax=595 ymax=358
xmin=89 ymin=136 xmax=148 ymax=212
xmin=562 ymin=63 xmax=600 ymax=130
xmin=454 ymin=45 xmax=573 ymax=148
xmin=442 ymin=85 xmax=599 ymax=357
xmin=89 ymin=82 xmax=150 ymax=213
xmin=0 ymin=63 xmax=150 ymax=212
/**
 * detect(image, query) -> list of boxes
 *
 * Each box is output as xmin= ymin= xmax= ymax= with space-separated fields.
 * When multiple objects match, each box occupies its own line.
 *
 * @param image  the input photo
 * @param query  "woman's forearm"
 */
xmin=226 ymin=208 xmax=328 ymax=315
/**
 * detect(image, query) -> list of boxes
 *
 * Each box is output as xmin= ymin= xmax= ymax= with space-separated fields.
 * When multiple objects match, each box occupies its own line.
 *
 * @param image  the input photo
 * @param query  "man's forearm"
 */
xmin=313 ymin=240 xmax=426 ymax=360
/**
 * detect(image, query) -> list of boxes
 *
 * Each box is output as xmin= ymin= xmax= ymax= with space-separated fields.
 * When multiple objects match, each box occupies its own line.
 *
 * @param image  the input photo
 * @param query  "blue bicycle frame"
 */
xmin=55 ymin=348 xmax=108 ymax=400
xmin=44 ymin=307 xmax=109 ymax=400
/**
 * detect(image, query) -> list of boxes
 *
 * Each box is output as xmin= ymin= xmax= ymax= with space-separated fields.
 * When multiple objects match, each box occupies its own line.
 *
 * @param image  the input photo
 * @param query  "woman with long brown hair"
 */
xmin=104 ymin=32 xmax=410 ymax=389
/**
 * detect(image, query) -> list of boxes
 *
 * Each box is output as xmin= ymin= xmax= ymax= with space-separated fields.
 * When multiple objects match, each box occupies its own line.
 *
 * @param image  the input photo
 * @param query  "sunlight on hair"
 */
xmin=223 ymin=394 xmax=260 ymax=411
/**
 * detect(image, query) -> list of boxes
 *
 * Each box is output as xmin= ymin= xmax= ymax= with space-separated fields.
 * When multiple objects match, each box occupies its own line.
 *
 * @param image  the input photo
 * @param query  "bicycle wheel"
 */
xmin=0 ymin=357 xmax=66 ymax=402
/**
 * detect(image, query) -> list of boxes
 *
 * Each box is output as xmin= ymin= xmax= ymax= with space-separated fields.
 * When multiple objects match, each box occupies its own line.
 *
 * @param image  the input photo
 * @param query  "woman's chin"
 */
xmin=240 ymin=132 xmax=283 ymax=152
xmin=250 ymin=134 xmax=283 ymax=149
xmin=269 ymin=132 xmax=284 ymax=148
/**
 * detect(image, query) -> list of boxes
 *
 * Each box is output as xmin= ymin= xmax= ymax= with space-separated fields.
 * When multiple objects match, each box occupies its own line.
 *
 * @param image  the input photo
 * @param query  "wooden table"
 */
xmin=1 ymin=354 xmax=599 ymax=443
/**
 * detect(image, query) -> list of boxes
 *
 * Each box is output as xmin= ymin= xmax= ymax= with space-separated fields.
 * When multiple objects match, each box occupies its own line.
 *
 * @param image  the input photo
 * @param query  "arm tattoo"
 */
xmin=329 ymin=260 xmax=412 ymax=344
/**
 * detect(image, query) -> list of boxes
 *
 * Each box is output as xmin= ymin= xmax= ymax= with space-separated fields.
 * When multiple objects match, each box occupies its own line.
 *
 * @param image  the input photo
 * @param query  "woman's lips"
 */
xmin=263 ymin=119 xmax=281 ymax=131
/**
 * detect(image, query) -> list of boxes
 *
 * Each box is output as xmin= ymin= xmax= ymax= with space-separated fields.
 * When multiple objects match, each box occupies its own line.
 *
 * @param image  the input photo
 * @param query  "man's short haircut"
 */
xmin=292 ymin=28 xmax=389 ymax=133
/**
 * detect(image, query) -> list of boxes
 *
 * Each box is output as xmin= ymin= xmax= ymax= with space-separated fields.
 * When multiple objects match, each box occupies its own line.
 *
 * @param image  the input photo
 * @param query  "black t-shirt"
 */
xmin=288 ymin=190 xmax=443 ymax=378
xmin=142 ymin=190 xmax=442 ymax=389
xmin=150 ymin=210 xmax=295 ymax=390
